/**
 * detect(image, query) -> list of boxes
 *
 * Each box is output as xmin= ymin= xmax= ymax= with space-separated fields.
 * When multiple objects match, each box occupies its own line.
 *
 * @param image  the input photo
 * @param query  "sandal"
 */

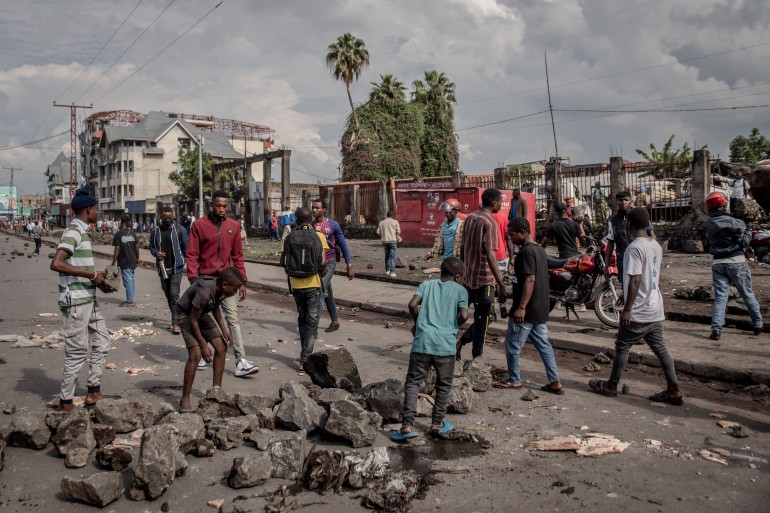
xmin=541 ymin=382 xmax=565 ymax=395
xmin=588 ymin=379 xmax=617 ymax=397
xmin=648 ymin=391 xmax=683 ymax=406
xmin=391 ymin=428 xmax=419 ymax=442
xmin=493 ymin=379 xmax=523 ymax=389
xmin=297 ymin=364 xmax=305 ymax=376
xmin=325 ymin=322 xmax=340 ymax=333
xmin=430 ymin=420 xmax=454 ymax=434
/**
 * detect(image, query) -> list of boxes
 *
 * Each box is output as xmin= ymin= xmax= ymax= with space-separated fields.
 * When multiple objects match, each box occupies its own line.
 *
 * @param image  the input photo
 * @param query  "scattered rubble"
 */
xmin=267 ymin=430 xmax=307 ymax=480
xmin=196 ymin=387 xmax=240 ymax=423
xmin=395 ymin=257 xmax=407 ymax=268
xmin=313 ymin=387 xmax=352 ymax=409
xmin=583 ymin=363 xmax=601 ymax=372
xmin=525 ymin=433 xmax=629 ymax=456
xmin=673 ymin=285 xmax=713 ymax=301
xmin=110 ymin=323 xmax=155 ymax=340
xmin=521 ymin=388 xmax=539 ymax=401
xmin=362 ymin=379 xmax=404 ymax=423
xmin=235 ymin=392 xmax=280 ymax=415
xmin=61 ymin=472 xmax=123 ymax=507
xmin=275 ymin=382 xmax=327 ymax=432
xmin=462 ymin=359 xmax=492 ymax=392
xmin=593 ymin=352 xmax=612 ymax=364
xmin=303 ymin=347 xmax=362 ymax=392
xmin=621 ymin=384 xmax=630 ymax=395
xmin=8 ymin=411 xmax=50 ymax=449
xmin=157 ymin=412 xmax=205 ymax=454
xmin=447 ymin=377 xmax=477 ymax=414
xmin=3 ymin=404 xmax=16 ymax=414
xmin=94 ymin=398 xmax=154 ymax=433
xmin=130 ymin=424 xmax=186 ymax=500
xmin=228 ymin=452 xmax=272 ymax=489
xmin=324 ymin=399 xmax=382 ymax=448
xmin=207 ymin=418 xmax=246 ymax=450
xmin=96 ymin=444 xmax=133 ymax=471
xmin=51 ymin=407 xmax=96 ymax=468
xmin=699 ymin=449 xmax=729 ymax=465
xmin=2 ymin=331 xmax=65 ymax=349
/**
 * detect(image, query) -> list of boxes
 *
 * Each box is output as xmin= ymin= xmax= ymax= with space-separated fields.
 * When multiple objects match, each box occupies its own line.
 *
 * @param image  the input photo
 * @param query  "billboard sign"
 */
xmin=0 ymin=186 xmax=18 ymax=215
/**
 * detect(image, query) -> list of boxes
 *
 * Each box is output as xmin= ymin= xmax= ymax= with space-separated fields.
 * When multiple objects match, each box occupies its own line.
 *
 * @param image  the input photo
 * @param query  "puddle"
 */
xmin=388 ymin=433 xmax=488 ymax=475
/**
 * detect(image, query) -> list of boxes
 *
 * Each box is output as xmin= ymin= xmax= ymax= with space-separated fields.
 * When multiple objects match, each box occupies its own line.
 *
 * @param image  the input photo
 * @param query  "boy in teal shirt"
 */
xmin=393 ymin=257 xmax=469 ymax=440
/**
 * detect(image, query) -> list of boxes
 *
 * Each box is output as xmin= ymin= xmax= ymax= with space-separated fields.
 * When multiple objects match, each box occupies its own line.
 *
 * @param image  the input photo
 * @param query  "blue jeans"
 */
xmin=504 ymin=320 xmax=560 ymax=383
xmin=121 ymin=267 xmax=135 ymax=303
xmin=383 ymin=243 xmax=397 ymax=273
xmin=317 ymin=259 xmax=338 ymax=322
xmin=712 ymin=262 xmax=763 ymax=331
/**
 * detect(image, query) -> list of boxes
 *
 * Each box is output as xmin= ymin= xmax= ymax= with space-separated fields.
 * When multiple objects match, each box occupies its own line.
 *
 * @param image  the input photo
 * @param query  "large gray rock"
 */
xmin=463 ymin=359 xmax=493 ymax=392
xmin=235 ymin=393 xmax=280 ymax=415
xmin=324 ymin=400 xmax=382 ymax=448
xmin=153 ymin=403 xmax=176 ymax=425
xmin=246 ymin=428 xmax=276 ymax=451
xmin=256 ymin=408 xmax=276 ymax=430
xmin=268 ymin=430 xmax=306 ymax=480
xmin=51 ymin=407 xmax=96 ymax=468
xmin=303 ymin=347 xmax=362 ymax=392
xmin=314 ymin=388 xmax=352 ymax=409
xmin=61 ymin=472 xmax=123 ymax=507
xmin=395 ymin=257 xmax=407 ymax=268
xmin=196 ymin=387 xmax=240 ymax=423
xmin=45 ymin=411 xmax=67 ymax=431
xmin=362 ymin=379 xmax=404 ymax=423
xmin=275 ymin=382 xmax=327 ymax=432
xmin=96 ymin=444 xmax=133 ymax=471
xmin=9 ymin=412 xmax=50 ymax=449
xmin=196 ymin=438 xmax=216 ymax=457
xmin=682 ymin=240 xmax=704 ymax=254
xmin=130 ymin=424 xmax=182 ymax=500
xmin=447 ymin=377 xmax=477 ymax=414
xmin=157 ymin=412 xmax=205 ymax=454
xmin=228 ymin=452 xmax=272 ymax=489
xmin=207 ymin=418 xmax=245 ymax=450
xmin=94 ymin=399 xmax=154 ymax=433
xmin=92 ymin=424 xmax=116 ymax=448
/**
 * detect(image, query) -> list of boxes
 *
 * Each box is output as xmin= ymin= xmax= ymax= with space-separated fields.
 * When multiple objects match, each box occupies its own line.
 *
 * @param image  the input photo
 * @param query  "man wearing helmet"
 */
xmin=425 ymin=198 xmax=465 ymax=261
xmin=705 ymin=191 xmax=763 ymax=340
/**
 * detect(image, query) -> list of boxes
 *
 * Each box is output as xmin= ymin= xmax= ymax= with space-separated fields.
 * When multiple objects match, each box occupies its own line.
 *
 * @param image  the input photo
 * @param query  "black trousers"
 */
xmin=160 ymin=272 xmax=183 ymax=325
xmin=459 ymin=284 xmax=495 ymax=358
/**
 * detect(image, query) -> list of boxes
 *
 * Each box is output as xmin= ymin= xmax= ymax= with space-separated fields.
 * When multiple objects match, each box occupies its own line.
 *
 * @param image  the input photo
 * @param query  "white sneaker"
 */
xmin=385 ymin=271 xmax=392 ymax=277
xmin=197 ymin=359 xmax=207 ymax=370
xmin=390 ymin=272 xmax=397 ymax=278
xmin=234 ymin=358 xmax=259 ymax=378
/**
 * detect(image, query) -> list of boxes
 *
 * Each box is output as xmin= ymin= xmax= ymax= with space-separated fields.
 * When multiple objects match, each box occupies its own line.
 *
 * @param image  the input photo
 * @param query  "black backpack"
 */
xmin=283 ymin=226 xmax=323 ymax=277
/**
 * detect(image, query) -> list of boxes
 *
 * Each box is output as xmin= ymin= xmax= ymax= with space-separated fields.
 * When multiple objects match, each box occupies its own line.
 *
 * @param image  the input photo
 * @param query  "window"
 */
xmin=178 ymin=138 xmax=191 ymax=150
xmin=129 ymin=160 xmax=134 ymax=172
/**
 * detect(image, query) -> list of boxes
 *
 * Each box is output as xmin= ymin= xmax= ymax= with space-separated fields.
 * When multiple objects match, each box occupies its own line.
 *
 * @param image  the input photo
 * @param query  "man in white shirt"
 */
xmin=728 ymin=171 xmax=747 ymax=214
xmin=376 ymin=211 xmax=401 ymax=277
xmin=589 ymin=207 xmax=682 ymax=405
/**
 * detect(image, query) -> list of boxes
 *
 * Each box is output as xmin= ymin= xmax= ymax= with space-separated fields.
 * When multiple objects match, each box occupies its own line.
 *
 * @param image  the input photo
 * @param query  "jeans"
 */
xmin=270 ymin=227 xmax=280 ymax=240
xmin=504 ymin=320 xmax=560 ymax=383
xmin=293 ymin=287 xmax=321 ymax=363
xmin=121 ymin=267 xmax=135 ymax=303
xmin=34 ymin=237 xmax=41 ymax=253
xmin=609 ymin=321 xmax=678 ymax=386
xmin=383 ymin=243 xmax=397 ymax=273
xmin=221 ymin=294 xmax=246 ymax=361
xmin=402 ymin=352 xmax=455 ymax=427
xmin=317 ymin=259 xmax=338 ymax=322
xmin=711 ymin=262 xmax=763 ymax=331
xmin=59 ymin=300 xmax=110 ymax=401
xmin=159 ymin=272 xmax=183 ymax=326
xmin=459 ymin=285 xmax=495 ymax=357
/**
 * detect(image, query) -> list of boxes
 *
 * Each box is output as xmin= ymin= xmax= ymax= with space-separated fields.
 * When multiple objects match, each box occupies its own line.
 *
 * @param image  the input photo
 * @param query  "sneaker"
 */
xmin=385 ymin=271 xmax=392 ymax=277
xmin=390 ymin=272 xmax=397 ymax=278
xmin=197 ymin=359 xmax=207 ymax=370
xmin=754 ymin=327 xmax=763 ymax=336
xmin=709 ymin=330 xmax=721 ymax=340
xmin=234 ymin=358 xmax=259 ymax=378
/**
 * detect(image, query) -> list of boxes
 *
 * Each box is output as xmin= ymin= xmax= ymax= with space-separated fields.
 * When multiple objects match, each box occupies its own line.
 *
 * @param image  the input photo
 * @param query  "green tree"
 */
xmin=411 ymin=70 xmax=458 ymax=176
xmin=369 ymin=74 xmax=406 ymax=102
xmin=729 ymin=128 xmax=770 ymax=163
xmin=168 ymin=147 xmax=214 ymax=201
xmin=635 ymin=134 xmax=706 ymax=179
xmin=326 ymin=33 xmax=370 ymax=132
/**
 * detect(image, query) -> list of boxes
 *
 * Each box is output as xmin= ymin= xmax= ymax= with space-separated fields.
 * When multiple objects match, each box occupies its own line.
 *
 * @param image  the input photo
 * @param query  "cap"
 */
xmin=553 ymin=202 xmax=567 ymax=213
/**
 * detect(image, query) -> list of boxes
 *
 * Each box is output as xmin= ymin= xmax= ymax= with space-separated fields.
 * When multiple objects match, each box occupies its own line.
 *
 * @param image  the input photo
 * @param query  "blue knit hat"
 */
xmin=71 ymin=187 xmax=97 ymax=210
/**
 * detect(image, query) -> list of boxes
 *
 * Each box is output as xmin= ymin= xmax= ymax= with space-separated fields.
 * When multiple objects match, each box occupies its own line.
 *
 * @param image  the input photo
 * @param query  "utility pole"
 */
xmin=3 ymin=165 xmax=21 ymax=190
xmin=198 ymin=135 xmax=204 ymax=218
xmin=544 ymin=52 xmax=559 ymax=159
xmin=54 ymin=102 xmax=92 ymax=227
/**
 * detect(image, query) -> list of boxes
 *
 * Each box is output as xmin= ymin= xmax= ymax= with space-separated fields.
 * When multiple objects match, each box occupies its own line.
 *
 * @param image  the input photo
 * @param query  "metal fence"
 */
xmin=358 ymin=182 xmax=380 ymax=225
xmin=623 ymin=161 xmax=692 ymax=222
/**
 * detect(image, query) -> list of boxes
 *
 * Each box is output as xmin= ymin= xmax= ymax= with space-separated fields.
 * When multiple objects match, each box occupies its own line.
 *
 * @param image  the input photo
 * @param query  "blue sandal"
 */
xmin=431 ymin=420 xmax=454 ymax=434
xmin=391 ymin=428 xmax=419 ymax=441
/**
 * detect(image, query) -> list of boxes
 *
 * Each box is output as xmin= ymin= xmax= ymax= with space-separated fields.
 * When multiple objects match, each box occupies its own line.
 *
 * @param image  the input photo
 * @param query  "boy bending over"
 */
xmin=177 ymin=267 xmax=244 ymax=412
xmin=393 ymin=257 xmax=469 ymax=441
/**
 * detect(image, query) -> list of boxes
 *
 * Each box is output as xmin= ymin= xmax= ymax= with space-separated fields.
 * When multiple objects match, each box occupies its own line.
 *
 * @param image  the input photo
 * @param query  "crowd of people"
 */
xmin=45 ymin=185 xmax=763 ymax=443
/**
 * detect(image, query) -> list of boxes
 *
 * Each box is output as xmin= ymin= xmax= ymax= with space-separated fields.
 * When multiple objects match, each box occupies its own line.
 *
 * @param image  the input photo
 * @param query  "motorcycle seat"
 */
xmin=547 ymin=256 xmax=568 ymax=268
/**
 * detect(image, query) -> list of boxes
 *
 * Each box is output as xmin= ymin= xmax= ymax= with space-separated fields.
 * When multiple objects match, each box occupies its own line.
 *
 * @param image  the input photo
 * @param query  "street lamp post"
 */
xmin=197 ymin=135 xmax=204 ymax=219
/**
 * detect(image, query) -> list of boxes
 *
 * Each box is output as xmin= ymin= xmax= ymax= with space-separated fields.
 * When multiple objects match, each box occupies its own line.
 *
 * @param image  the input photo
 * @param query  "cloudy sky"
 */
xmin=1 ymin=0 xmax=768 ymax=196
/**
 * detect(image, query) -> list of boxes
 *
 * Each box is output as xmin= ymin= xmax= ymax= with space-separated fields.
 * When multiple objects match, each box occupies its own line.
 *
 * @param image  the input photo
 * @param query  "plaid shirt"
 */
xmin=427 ymin=219 xmax=464 ymax=260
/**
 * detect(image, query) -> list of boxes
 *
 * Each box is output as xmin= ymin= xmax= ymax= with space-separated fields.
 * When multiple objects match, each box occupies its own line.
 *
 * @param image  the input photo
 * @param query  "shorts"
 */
xmin=178 ymin=311 xmax=223 ymax=349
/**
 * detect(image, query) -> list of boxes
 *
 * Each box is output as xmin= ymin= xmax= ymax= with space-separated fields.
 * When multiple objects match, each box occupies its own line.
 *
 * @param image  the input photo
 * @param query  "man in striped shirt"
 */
xmin=457 ymin=188 xmax=507 ymax=359
xmin=50 ymin=187 xmax=113 ymax=412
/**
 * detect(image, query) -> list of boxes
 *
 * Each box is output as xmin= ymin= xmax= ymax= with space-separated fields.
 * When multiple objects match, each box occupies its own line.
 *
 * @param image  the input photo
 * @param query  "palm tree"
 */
xmin=411 ymin=70 xmax=456 ymax=113
xmin=325 ymin=33 xmax=370 ymax=131
xmin=369 ymin=74 xmax=406 ymax=102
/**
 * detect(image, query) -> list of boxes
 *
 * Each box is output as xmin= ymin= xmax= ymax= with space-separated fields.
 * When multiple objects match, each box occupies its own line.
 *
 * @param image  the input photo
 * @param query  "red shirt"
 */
xmin=491 ymin=211 xmax=509 ymax=261
xmin=186 ymin=215 xmax=248 ymax=281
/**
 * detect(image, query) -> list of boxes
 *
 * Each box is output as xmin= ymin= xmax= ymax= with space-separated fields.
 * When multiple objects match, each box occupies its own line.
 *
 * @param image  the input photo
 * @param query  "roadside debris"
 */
xmin=525 ymin=433 xmax=629 ymax=456
xmin=110 ymin=323 xmax=155 ymax=341
xmin=699 ymin=449 xmax=729 ymax=465
xmin=521 ymin=388 xmax=539 ymax=401
xmin=583 ymin=363 xmax=601 ymax=372
xmin=2 ymin=331 xmax=65 ymax=349
xmin=593 ymin=352 xmax=612 ymax=364
xmin=621 ymin=384 xmax=630 ymax=395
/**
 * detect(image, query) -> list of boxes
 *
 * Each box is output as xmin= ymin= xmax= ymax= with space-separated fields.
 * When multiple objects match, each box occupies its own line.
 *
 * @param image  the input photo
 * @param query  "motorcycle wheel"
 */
xmin=594 ymin=286 xmax=620 ymax=328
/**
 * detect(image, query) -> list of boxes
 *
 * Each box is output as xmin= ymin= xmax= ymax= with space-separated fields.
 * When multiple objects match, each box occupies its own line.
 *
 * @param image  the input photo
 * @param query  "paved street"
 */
xmin=0 ymin=232 xmax=769 ymax=512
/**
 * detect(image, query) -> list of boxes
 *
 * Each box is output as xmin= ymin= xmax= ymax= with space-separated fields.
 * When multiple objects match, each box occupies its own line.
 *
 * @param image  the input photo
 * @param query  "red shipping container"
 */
xmin=395 ymin=181 xmax=536 ymax=245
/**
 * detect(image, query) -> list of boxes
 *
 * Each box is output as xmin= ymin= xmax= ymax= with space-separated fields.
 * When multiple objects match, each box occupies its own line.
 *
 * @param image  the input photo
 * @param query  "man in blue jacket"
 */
xmin=312 ymin=198 xmax=355 ymax=333
xmin=149 ymin=205 xmax=188 ymax=334
xmin=705 ymin=192 xmax=763 ymax=340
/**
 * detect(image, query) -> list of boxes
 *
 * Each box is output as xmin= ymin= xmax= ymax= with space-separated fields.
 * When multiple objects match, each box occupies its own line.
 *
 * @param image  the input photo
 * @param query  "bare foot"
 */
xmin=179 ymin=399 xmax=193 ymax=412
xmin=85 ymin=392 xmax=105 ymax=406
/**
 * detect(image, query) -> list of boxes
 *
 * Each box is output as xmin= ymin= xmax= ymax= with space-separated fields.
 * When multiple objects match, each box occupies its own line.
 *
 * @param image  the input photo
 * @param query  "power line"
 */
xmin=93 ymin=1 xmax=225 ymax=104
xmin=456 ymin=110 xmax=549 ymax=132
xmin=0 ymin=131 xmax=69 ymax=152
xmin=57 ymin=0 xmax=145 ymax=102
xmin=75 ymin=0 xmax=178 ymax=103
xmin=554 ymin=104 xmax=770 ymax=114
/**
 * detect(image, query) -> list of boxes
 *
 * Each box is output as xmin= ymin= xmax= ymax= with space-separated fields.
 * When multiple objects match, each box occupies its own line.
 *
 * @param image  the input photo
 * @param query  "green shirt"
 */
xmin=57 ymin=219 xmax=96 ymax=307
xmin=412 ymin=280 xmax=468 ymax=356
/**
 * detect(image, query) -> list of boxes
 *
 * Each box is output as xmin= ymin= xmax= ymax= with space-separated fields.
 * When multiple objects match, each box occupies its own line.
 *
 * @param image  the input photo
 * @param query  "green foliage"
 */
xmin=340 ymin=69 xmax=458 ymax=181
xmin=729 ymin=128 xmax=770 ymax=164
xmin=635 ymin=134 xmax=706 ymax=179
xmin=326 ymin=33 xmax=370 ymax=130
xmin=168 ymin=147 xmax=214 ymax=201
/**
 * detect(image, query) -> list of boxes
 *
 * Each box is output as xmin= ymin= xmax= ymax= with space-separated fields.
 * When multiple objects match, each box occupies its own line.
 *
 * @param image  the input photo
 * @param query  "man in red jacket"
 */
xmin=186 ymin=191 xmax=259 ymax=377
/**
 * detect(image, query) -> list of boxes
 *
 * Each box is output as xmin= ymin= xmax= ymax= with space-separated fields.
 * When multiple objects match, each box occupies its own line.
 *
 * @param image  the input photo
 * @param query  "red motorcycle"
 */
xmin=547 ymin=236 xmax=620 ymax=328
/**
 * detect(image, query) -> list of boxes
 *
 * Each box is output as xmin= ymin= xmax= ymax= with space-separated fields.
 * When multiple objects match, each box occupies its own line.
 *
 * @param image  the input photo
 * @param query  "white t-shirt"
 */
xmin=730 ymin=178 xmax=746 ymax=199
xmin=623 ymin=236 xmax=665 ymax=323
